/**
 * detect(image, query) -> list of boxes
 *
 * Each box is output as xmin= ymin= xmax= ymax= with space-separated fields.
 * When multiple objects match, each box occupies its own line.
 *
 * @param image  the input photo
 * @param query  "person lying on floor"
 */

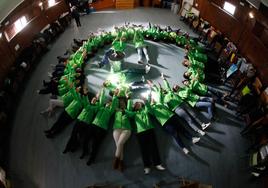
xmin=63 ymin=92 xmax=99 ymax=156
xmin=159 ymin=74 xmax=210 ymax=132
xmin=133 ymin=29 xmax=151 ymax=65
xmin=183 ymin=66 xmax=205 ymax=83
xmin=173 ymin=82 xmax=215 ymax=121
xmin=182 ymin=56 xmax=205 ymax=70
xmin=182 ymin=79 xmax=226 ymax=99
xmin=40 ymin=67 xmax=86 ymax=116
xmin=185 ymin=45 xmax=208 ymax=63
xmin=64 ymin=88 xmax=117 ymax=166
xmin=125 ymin=99 xmax=165 ymax=174
xmin=146 ymin=86 xmax=201 ymax=155
xmin=110 ymin=27 xmax=127 ymax=59
xmin=145 ymin=23 xmax=161 ymax=41
xmin=38 ymin=77 xmax=59 ymax=96
xmin=112 ymin=89 xmax=132 ymax=172
xmin=103 ymin=73 xmax=151 ymax=98
xmin=44 ymin=85 xmax=84 ymax=138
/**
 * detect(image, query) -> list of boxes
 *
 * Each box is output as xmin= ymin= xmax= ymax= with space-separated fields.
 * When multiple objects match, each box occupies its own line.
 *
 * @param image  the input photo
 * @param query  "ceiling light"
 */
xmin=249 ymin=12 xmax=254 ymax=18
xmin=39 ymin=2 xmax=43 ymax=7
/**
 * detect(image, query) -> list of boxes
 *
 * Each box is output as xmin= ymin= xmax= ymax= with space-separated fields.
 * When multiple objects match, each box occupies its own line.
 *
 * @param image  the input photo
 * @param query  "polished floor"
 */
xmin=7 ymin=8 xmax=264 ymax=188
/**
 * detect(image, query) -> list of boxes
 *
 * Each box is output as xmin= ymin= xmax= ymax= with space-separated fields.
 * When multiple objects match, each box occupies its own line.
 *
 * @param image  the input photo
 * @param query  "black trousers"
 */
xmin=74 ymin=17 xmax=81 ymax=27
xmin=64 ymin=120 xmax=88 ymax=153
xmin=49 ymin=110 xmax=73 ymax=135
xmin=83 ymin=125 xmax=107 ymax=163
xmin=136 ymin=129 xmax=161 ymax=168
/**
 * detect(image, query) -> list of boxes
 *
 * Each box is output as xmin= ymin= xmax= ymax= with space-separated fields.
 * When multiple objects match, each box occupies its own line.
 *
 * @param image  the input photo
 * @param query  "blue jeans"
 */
xmin=174 ymin=106 xmax=202 ymax=133
xmin=195 ymin=97 xmax=213 ymax=120
xmin=207 ymin=86 xmax=224 ymax=98
xmin=163 ymin=116 xmax=192 ymax=149
xmin=99 ymin=49 xmax=113 ymax=67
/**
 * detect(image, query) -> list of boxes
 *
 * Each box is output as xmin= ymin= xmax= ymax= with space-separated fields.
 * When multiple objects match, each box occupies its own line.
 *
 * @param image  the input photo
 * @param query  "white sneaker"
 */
xmin=141 ymin=76 xmax=145 ymax=83
xmin=155 ymin=164 xmax=165 ymax=171
xmin=192 ymin=137 xmax=200 ymax=144
xmin=201 ymin=122 xmax=211 ymax=130
xmin=251 ymin=172 xmax=260 ymax=177
xmin=182 ymin=148 xmax=189 ymax=155
xmin=144 ymin=168 xmax=151 ymax=175
xmin=197 ymin=130 xmax=205 ymax=136
xmin=145 ymin=64 xmax=151 ymax=74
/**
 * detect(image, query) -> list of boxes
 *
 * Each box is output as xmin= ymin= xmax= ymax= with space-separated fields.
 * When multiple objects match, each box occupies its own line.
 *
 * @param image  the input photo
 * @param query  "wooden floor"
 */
xmin=7 ymin=8 xmax=265 ymax=188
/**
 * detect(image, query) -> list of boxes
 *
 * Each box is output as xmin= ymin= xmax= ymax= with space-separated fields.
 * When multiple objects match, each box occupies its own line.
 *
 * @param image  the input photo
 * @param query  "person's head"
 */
xmin=76 ymin=86 xmax=81 ymax=93
xmin=134 ymin=102 xmax=144 ymax=111
xmin=182 ymin=80 xmax=190 ymax=86
xmin=173 ymin=84 xmax=180 ymax=92
xmin=82 ymin=87 xmax=89 ymax=95
xmin=103 ymin=80 xmax=110 ymax=87
xmin=182 ymin=59 xmax=190 ymax=67
xmin=183 ymin=71 xmax=191 ymax=79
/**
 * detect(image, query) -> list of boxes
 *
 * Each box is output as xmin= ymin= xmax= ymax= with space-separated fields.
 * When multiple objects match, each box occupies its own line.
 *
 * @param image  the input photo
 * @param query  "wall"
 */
xmin=90 ymin=0 xmax=115 ymax=10
xmin=197 ymin=0 xmax=268 ymax=85
xmin=0 ymin=0 xmax=69 ymax=87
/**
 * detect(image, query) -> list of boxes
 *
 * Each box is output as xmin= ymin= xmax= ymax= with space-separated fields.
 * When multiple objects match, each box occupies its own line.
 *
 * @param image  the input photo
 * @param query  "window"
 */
xmin=4 ymin=16 xmax=28 ymax=41
xmin=14 ymin=16 xmax=28 ymax=33
xmin=223 ymin=2 xmax=236 ymax=15
xmin=48 ymin=0 xmax=56 ymax=7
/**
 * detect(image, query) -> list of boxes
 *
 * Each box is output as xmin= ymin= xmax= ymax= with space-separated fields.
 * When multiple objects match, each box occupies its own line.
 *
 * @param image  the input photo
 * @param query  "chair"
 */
xmin=241 ymin=143 xmax=268 ymax=177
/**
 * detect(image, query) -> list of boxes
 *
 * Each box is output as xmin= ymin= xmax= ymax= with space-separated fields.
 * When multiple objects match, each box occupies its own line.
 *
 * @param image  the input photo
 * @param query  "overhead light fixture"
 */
xmin=249 ymin=11 xmax=254 ymax=18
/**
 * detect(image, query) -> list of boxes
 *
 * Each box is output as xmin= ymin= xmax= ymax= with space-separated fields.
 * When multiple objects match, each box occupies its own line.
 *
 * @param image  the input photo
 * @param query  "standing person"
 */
xmin=71 ymin=6 xmax=81 ymax=27
xmin=125 ymin=100 xmax=165 ymax=174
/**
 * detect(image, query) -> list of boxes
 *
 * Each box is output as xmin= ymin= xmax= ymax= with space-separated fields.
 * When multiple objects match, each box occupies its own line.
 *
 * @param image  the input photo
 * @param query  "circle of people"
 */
xmin=39 ymin=23 xmax=223 ymax=175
